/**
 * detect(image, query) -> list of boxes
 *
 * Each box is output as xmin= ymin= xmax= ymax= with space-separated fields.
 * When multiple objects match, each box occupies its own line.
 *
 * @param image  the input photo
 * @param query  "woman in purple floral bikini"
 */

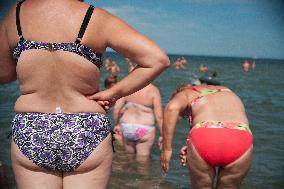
xmin=0 ymin=0 xmax=169 ymax=188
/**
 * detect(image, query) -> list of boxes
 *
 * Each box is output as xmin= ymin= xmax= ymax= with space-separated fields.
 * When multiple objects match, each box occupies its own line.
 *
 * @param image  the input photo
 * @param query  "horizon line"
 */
xmin=104 ymin=50 xmax=284 ymax=61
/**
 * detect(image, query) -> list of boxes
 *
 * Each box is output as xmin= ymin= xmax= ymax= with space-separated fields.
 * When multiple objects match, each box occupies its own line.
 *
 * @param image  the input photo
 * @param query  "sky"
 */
xmin=1 ymin=0 xmax=284 ymax=59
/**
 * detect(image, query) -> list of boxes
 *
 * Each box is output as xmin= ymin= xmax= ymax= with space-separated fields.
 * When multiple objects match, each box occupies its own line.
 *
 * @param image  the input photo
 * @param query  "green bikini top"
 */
xmin=188 ymin=86 xmax=231 ymax=106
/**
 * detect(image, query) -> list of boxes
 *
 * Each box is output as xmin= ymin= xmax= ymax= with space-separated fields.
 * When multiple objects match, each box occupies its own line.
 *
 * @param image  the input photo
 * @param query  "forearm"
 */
xmin=109 ymin=62 xmax=168 ymax=99
xmin=162 ymin=108 xmax=180 ymax=150
xmin=156 ymin=117 xmax=163 ymax=136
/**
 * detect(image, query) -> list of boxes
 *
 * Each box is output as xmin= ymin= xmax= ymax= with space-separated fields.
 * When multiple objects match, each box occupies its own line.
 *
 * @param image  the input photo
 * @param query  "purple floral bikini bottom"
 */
xmin=12 ymin=112 xmax=111 ymax=172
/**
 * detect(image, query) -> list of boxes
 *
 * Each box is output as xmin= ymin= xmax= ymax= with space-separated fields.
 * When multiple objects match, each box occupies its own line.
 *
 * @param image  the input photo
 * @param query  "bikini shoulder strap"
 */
xmin=184 ymin=86 xmax=201 ymax=93
xmin=16 ymin=0 xmax=26 ymax=40
xmin=75 ymin=5 xmax=95 ymax=44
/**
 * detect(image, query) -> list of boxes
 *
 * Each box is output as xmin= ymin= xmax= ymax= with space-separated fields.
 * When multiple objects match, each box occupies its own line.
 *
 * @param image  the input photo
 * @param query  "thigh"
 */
xmin=63 ymin=134 xmax=113 ymax=189
xmin=11 ymin=141 xmax=62 ymax=189
xmin=123 ymin=138 xmax=136 ymax=154
xmin=187 ymin=140 xmax=215 ymax=189
xmin=135 ymin=128 xmax=155 ymax=157
xmin=217 ymin=145 xmax=253 ymax=189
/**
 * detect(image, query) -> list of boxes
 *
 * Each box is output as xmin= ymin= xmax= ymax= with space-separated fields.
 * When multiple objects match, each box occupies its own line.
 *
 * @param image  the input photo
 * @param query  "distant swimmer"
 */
xmin=161 ymin=84 xmax=253 ymax=189
xmin=104 ymin=56 xmax=112 ymax=72
xmin=252 ymin=60 xmax=256 ymax=70
xmin=181 ymin=56 xmax=188 ymax=66
xmin=173 ymin=58 xmax=185 ymax=70
xmin=199 ymin=63 xmax=208 ymax=73
xmin=242 ymin=59 xmax=250 ymax=72
xmin=109 ymin=60 xmax=120 ymax=77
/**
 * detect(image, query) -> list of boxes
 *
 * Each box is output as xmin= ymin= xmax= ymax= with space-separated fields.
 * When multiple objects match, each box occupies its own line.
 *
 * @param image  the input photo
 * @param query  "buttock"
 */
xmin=187 ymin=123 xmax=253 ymax=167
xmin=11 ymin=112 xmax=111 ymax=172
xmin=120 ymin=123 xmax=154 ymax=142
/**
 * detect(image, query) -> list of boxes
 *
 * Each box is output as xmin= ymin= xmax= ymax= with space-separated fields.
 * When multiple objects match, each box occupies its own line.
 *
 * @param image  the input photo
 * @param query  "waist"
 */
xmin=120 ymin=111 xmax=155 ymax=125
xmin=14 ymin=93 xmax=106 ymax=114
xmin=192 ymin=121 xmax=252 ymax=134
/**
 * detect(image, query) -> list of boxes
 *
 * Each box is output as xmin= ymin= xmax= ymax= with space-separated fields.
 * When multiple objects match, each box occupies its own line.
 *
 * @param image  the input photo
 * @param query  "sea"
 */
xmin=0 ymin=52 xmax=284 ymax=189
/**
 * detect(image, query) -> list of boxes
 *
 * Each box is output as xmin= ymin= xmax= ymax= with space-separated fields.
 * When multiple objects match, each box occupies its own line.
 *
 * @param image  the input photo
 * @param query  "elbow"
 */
xmin=165 ymin=103 xmax=180 ymax=113
xmin=153 ymin=53 xmax=170 ymax=71
xmin=160 ymin=54 xmax=171 ymax=69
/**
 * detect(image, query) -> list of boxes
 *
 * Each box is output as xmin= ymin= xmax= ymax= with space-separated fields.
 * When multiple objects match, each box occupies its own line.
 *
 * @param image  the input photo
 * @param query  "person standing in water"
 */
xmin=113 ymin=66 xmax=163 ymax=159
xmin=242 ymin=59 xmax=250 ymax=72
xmin=161 ymin=84 xmax=253 ymax=189
xmin=0 ymin=0 xmax=169 ymax=188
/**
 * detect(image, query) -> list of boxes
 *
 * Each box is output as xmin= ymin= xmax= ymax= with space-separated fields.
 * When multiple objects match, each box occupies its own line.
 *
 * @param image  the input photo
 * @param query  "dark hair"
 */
xmin=171 ymin=83 xmax=191 ymax=99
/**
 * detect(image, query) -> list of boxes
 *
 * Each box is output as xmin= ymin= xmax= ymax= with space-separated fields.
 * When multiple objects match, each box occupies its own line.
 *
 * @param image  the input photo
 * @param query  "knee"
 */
xmin=217 ymin=174 xmax=244 ymax=189
xmin=191 ymin=177 xmax=213 ymax=189
xmin=190 ymin=171 xmax=214 ymax=189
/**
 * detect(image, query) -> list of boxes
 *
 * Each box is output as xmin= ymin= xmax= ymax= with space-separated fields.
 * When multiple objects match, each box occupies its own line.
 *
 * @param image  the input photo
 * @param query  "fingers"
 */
xmin=179 ymin=154 xmax=187 ymax=166
xmin=160 ymin=152 xmax=170 ymax=173
xmin=114 ymin=125 xmax=121 ymax=135
xmin=97 ymin=100 xmax=110 ymax=112
xmin=179 ymin=146 xmax=188 ymax=166
xmin=86 ymin=92 xmax=101 ymax=100
xmin=180 ymin=146 xmax=187 ymax=154
xmin=160 ymin=161 xmax=169 ymax=173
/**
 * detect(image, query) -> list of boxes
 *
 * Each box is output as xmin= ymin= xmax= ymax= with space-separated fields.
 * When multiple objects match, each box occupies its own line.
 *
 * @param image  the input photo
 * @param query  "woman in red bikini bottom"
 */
xmin=160 ymin=84 xmax=253 ymax=189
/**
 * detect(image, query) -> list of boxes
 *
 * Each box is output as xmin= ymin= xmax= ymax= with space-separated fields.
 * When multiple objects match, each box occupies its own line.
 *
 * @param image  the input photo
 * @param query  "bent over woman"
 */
xmin=161 ymin=84 xmax=253 ymax=189
xmin=0 ymin=0 xmax=169 ymax=188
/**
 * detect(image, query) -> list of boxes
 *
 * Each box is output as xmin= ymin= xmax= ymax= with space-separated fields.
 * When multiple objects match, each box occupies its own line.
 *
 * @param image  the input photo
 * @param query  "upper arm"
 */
xmin=0 ymin=16 xmax=17 ymax=84
xmin=100 ymin=9 xmax=169 ymax=68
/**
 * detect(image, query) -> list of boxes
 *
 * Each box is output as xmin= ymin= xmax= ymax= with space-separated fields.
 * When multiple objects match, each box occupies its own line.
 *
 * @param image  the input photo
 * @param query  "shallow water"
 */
xmin=1 ymin=53 xmax=284 ymax=188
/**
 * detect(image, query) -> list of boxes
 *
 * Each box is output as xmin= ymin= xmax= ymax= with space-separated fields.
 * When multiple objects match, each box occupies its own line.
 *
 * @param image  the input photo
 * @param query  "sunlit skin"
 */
xmin=160 ymin=85 xmax=253 ymax=189
xmin=0 ymin=0 xmax=169 ymax=188
xmin=113 ymin=83 xmax=163 ymax=159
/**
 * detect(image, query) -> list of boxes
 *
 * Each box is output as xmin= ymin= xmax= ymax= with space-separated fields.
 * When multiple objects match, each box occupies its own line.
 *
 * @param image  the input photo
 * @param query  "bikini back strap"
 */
xmin=16 ymin=0 xmax=25 ymax=40
xmin=75 ymin=5 xmax=95 ymax=43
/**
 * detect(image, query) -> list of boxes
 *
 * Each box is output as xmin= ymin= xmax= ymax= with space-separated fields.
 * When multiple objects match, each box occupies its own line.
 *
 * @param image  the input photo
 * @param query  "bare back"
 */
xmin=5 ymin=0 xmax=109 ymax=113
xmin=120 ymin=84 xmax=158 ymax=125
xmin=186 ymin=85 xmax=249 ymax=125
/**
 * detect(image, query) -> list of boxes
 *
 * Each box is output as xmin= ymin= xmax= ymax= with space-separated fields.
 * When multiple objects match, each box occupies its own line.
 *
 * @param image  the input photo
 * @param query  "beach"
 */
xmin=1 ymin=52 xmax=284 ymax=188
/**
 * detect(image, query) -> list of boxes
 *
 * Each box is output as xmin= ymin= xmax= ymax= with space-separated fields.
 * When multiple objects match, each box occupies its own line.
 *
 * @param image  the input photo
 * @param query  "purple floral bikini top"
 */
xmin=13 ymin=1 xmax=102 ymax=69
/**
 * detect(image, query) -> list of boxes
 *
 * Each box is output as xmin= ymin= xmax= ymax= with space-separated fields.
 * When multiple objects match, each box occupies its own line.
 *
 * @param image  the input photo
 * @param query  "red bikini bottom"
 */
xmin=188 ymin=127 xmax=253 ymax=167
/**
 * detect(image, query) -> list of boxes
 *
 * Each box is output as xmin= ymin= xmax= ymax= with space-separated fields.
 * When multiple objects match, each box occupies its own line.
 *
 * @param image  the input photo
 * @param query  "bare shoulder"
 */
xmin=166 ymin=90 xmax=188 ymax=110
xmin=148 ymin=84 xmax=160 ymax=91
xmin=93 ymin=7 xmax=129 ymax=29
xmin=148 ymin=84 xmax=161 ymax=96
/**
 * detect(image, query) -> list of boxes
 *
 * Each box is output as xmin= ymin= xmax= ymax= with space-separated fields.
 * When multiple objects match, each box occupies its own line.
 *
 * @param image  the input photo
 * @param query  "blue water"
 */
xmin=1 ymin=52 xmax=284 ymax=188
